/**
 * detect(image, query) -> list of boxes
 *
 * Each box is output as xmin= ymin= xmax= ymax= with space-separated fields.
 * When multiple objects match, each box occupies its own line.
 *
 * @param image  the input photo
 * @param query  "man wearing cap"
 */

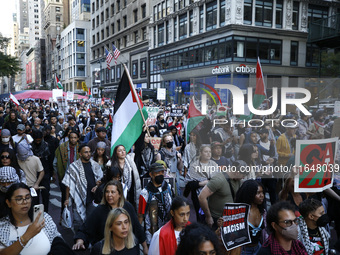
xmin=0 ymin=166 xmax=21 ymax=218
xmin=87 ymin=126 xmax=111 ymax=157
xmin=198 ymin=160 xmax=248 ymax=229
xmin=211 ymin=141 xmax=231 ymax=168
xmin=276 ymin=123 xmax=297 ymax=166
xmin=83 ymin=121 xmax=104 ymax=144
xmin=138 ymin=162 xmax=174 ymax=244
xmin=12 ymin=124 xmax=33 ymax=147
xmin=17 ymin=143 xmax=45 ymax=205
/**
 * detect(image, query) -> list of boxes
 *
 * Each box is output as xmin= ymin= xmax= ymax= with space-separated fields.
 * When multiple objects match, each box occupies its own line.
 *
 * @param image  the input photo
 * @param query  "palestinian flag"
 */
xmin=186 ymin=97 xmax=205 ymax=142
xmin=239 ymin=57 xmax=266 ymax=120
xmin=110 ymin=69 xmax=148 ymax=156
xmin=55 ymin=74 xmax=63 ymax=89
xmin=106 ymin=114 xmax=113 ymax=129
xmin=88 ymin=88 xmax=92 ymax=98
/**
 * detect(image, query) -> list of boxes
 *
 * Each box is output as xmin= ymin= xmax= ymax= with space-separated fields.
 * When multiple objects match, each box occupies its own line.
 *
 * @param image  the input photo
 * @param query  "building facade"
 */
xmin=60 ymin=20 xmax=91 ymax=92
xmin=148 ymin=0 xmax=340 ymax=104
xmin=90 ymin=0 xmax=149 ymax=98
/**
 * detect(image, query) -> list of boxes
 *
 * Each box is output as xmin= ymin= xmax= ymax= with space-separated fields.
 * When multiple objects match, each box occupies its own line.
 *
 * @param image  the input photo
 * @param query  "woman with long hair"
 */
xmin=235 ymin=180 xmax=266 ymax=255
xmin=182 ymin=130 xmax=201 ymax=174
xmin=149 ymin=196 xmax=191 ymax=255
xmin=90 ymin=208 xmax=139 ymax=255
xmin=0 ymin=148 xmax=26 ymax=183
xmin=0 ymin=183 xmax=61 ymax=255
xmin=111 ymin=145 xmax=141 ymax=209
xmin=92 ymin=142 xmax=109 ymax=172
xmin=74 ymin=180 xmax=147 ymax=253
xmin=238 ymin=144 xmax=261 ymax=180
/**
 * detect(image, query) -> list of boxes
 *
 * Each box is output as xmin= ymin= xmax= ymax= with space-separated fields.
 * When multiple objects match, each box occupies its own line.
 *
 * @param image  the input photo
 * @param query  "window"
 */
xmin=292 ymin=1 xmax=299 ymax=30
xmin=220 ymin=0 xmax=226 ymax=26
xmin=158 ymin=24 xmax=165 ymax=46
xmin=76 ymin=54 xmax=85 ymax=64
xmin=96 ymin=0 xmax=99 ymax=10
xmin=142 ymin=27 xmax=147 ymax=40
xmin=142 ymin=4 xmax=146 ymax=18
xmin=132 ymin=61 xmax=138 ymax=78
xmin=189 ymin=11 xmax=194 ymax=35
xmin=92 ymin=35 xmax=95 ymax=45
xmin=123 ymin=36 xmax=127 ymax=47
xmin=106 ymin=8 xmax=109 ymax=20
xmin=205 ymin=41 xmax=219 ymax=64
xmin=276 ymin=0 xmax=283 ymax=28
xmin=162 ymin=2 xmax=166 ymax=17
xmin=166 ymin=0 xmax=170 ymax=15
xmin=174 ymin=0 xmax=178 ymax=12
xmin=111 ymin=3 xmax=115 ymax=16
xmin=306 ymin=43 xmax=319 ymax=67
xmin=258 ymin=38 xmax=281 ymax=64
xmin=308 ymin=4 xmax=328 ymax=28
xmin=123 ymin=0 xmax=127 ymax=8
xmin=56 ymin=7 xmax=60 ymax=12
xmin=158 ymin=4 xmax=161 ymax=19
xmin=76 ymin=28 xmax=85 ymax=40
xmin=206 ymin=1 xmax=217 ymax=30
xmin=199 ymin=6 xmax=204 ymax=32
xmin=101 ymin=29 xmax=104 ymax=40
xmin=77 ymin=66 xmax=85 ymax=76
xmin=92 ymin=19 xmax=95 ymax=29
xmin=290 ymin=41 xmax=298 ymax=66
xmin=154 ymin=27 xmax=157 ymax=47
xmin=134 ymin=31 xmax=138 ymax=43
xmin=106 ymin=26 xmax=109 ymax=37
xmin=101 ymin=12 xmax=104 ymax=23
xmin=154 ymin=6 xmax=157 ymax=21
xmin=97 ymin=32 xmax=99 ymax=42
xmin=179 ymin=14 xmax=187 ymax=39
xmin=174 ymin=18 xmax=177 ymax=41
xmin=92 ymin=2 xmax=95 ymax=13
xmin=117 ymin=0 xmax=120 ymax=12
xmin=166 ymin=20 xmax=170 ymax=43
xmin=134 ymin=9 xmax=138 ymax=23
xmin=255 ymin=0 xmax=273 ymax=27
xmin=123 ymin=16 xmax=127 ymax=28
xmin=111 ymin=23 xmax=115 ymax=34
xmin=100 ymin=0 xmax=103 ymax=6
xmin=179 ymin=0 xmax=185 ymax=9
xmin=96 ymin=15 xmax=99 ymax=26
xmin=117 ymin=19 xmax=120 ymax=31
xmin=56 ymin=15 xmax=60 ymax=22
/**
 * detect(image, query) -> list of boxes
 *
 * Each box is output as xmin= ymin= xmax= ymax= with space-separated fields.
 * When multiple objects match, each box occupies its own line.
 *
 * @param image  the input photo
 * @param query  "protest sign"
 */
xmin=66 ymin=91 xmax=74 ymax=101
xmin=150 ymin=137 xmax=162 ymax=151
xmin=52 ymin=89 xmax=63 ymax=102
xmin=145 ymin=107 xmax=159 ymax=126
xmin=221 ymin=203 xmax=251 ymax=251
xmin=170 ymin=108 xmax=183 ymax=117
xmin=157 ymin=88 xmax=166 ymax=100
xmin=334 ymin=101 xmax=340 ymax=117
xmin=294 ymin=137 xmax=339 ymax=193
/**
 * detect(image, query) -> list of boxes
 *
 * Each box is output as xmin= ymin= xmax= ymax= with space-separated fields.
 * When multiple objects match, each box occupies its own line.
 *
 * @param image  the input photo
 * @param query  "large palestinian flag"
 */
xmin=186 ymin=97 xmax=205 ymax=142
xmin=110 ymin=68 xmax=148 ymax=156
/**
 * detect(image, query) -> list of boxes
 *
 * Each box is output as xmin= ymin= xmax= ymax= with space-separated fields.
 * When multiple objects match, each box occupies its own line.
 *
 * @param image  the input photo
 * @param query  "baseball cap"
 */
xmin=17 ymin=124 xmax=26 ymax=131
xmin=149 ymin=163 xmax=165 ymax=173
xmin=96 ymin=127 xmax=107 ymax=133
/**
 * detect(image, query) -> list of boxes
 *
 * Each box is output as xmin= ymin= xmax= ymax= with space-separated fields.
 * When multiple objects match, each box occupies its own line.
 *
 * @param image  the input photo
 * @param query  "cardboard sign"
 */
xmin=146 ymin=107 xmax=159 ymax=126
xmin=52 ymin=89 xmax=63 ymax=102
xmin=142 ymin=177 xmax=175 ymax=188
xmin=66 ymin=91 xmax=74 ymax=101
xmin=150 ymin=137 xmax=162 ymax=151
xmin=221 ymin=203 xmax=251 ymax=251
xmin=170 ymin=108 xmax=183 ymax=117
xmin=294 ymin=137 xmax=339 ymax=192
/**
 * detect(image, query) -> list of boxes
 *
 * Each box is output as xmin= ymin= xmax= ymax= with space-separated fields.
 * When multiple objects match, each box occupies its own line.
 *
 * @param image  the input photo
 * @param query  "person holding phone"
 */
xmin=0 ymin=183 xmax=61 ymax=255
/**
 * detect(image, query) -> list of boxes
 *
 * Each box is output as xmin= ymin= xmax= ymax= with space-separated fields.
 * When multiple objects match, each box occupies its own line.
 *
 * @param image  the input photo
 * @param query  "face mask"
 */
xmin=0 ymin=185 xmax=8 ymax=193
xmin=166 ymin=141 xmax=173 ymax=148
xmin=150 ymin=131 xmax=156 ymax=137
xmin=160 ymin=119 xmax=165 ymax=123
xmin=154 ymin=175 xmax=164 ymax=185
xmin=280 ymin=224 xmax=298 ymax=240
xmin=2 ymin=137 xmax=9 ymax=143
xmin=316 ymin=214 xmax=330 ymax=227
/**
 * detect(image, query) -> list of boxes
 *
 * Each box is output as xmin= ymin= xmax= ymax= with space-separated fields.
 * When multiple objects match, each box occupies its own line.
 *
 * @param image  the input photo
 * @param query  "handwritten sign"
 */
xmin=150 ymin=137 xmax=162 ymax=151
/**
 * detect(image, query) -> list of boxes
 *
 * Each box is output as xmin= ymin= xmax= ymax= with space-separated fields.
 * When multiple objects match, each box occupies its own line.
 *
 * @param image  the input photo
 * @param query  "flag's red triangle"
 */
xmin=254 ymin=58 xmax=266 ymax=96
xmin=188 ymin=98 xmax=203 ymax=118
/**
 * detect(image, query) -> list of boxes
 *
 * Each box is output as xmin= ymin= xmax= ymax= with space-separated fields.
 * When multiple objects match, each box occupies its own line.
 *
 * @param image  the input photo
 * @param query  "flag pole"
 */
xmin=122 ymin=64 xmax=150 ymax=137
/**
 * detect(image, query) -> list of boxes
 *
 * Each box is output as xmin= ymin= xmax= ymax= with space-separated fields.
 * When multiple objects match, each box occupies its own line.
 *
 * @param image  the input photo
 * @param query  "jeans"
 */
xmin=241 ymin=242 xmax=261 ymax=255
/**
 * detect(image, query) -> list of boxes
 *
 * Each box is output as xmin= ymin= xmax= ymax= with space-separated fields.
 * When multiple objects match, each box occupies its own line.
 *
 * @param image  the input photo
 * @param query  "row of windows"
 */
xmin=92 ymin=4 xmax=146 ymax=30
xmin=92 ymin=27 xmax=146 ymax=59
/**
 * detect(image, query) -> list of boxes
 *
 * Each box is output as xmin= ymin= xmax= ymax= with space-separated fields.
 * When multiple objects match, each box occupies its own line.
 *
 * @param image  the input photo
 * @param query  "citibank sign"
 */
xmin=212 ymin=64 xmax=256 ymax=74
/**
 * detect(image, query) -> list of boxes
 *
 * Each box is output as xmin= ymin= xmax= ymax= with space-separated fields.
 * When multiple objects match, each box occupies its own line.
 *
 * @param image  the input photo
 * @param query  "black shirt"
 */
xmin=90 ymin=240 xmax=139 ymax=255
xmin=83 ymin=162 xmax=96 ymax=204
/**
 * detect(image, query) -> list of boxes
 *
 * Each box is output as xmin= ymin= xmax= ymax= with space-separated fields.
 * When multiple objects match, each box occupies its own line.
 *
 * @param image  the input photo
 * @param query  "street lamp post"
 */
xmin=97 ymin=58 xmax=103 ymax=98
xmin=175 ymin=82 xmax=182 ymax=105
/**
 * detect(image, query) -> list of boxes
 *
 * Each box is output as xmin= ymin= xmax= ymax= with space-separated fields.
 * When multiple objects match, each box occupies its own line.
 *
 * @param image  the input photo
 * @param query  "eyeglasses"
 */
xmin=13 ymin=195 xmax=32 ymax=205
xmin=1 ymin=155 xmax=10 ymax=160
xmin=278 ymin=218 xmax=298 ymax=227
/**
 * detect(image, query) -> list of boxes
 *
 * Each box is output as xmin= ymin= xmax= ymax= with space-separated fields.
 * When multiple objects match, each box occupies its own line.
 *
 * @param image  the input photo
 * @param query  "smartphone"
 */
xmin=33 ymin=204 xmax=44 ymax=223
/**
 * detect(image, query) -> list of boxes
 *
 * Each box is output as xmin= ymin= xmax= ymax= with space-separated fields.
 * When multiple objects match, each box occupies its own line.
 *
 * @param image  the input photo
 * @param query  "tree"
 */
xmin=321 ymin=51 xmax=340 ymax=77
xmin=0 ymin=34 xmax=21 ymax=77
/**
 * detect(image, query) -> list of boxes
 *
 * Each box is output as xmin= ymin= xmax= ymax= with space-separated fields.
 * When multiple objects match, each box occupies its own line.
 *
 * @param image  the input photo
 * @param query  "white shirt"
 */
xmin=0 ymin=224 xmax=50 ymax=255
xmin=12 ymin=134 xmax=33 ymax=146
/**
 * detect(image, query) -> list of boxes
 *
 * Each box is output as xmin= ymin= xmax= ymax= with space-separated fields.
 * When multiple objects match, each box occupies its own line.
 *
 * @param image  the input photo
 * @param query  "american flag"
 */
xmin=112 ymin=44 xmax=121 ymax=60
xmin=105 ymin=48 xmax=113 ymax=70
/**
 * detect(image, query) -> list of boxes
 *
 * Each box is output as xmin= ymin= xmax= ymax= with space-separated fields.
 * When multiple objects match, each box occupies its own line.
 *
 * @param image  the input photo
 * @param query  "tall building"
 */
xmin=60 ymin=20 xmax=91 ymax=92
xmin=28 ymin=0 xmax=43 ymax=47
xmin=147 ymin=0 xmax=340 ymax=104
xmin=17 ymin=0 xmax=29 ymax=33
xmin=43 ymin=0 xmax=65 ymax=88
xmin=70 ymin=0 xmax=91 ymax=23
xmin=90 ymin=0 xmax=149 ymax=98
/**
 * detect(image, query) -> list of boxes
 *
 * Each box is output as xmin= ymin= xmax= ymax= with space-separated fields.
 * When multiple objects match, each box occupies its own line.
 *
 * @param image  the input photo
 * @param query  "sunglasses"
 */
xmin=1 ymin=155 xmax=10 ymax=159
